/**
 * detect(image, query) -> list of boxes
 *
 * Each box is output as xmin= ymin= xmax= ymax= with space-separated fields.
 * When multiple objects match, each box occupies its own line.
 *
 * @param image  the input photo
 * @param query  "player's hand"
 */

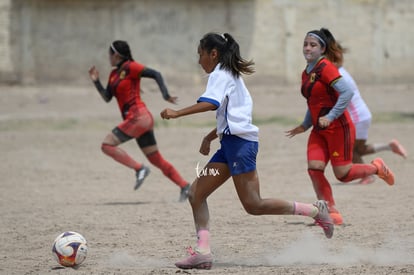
xmin=285 ymin=125 xmax=306 ymax=138
xmin=167 ymin=96 xmax=178 ymax=105
xmin=88 ymin=66 xmax=99 ymax=82
xmin=199 ymin=137 xmax=211 ymax=156
xmin=318 ymin=116 xmax=331 ymax=128
xmin=160 ymin=108 xmax=179 ymax=119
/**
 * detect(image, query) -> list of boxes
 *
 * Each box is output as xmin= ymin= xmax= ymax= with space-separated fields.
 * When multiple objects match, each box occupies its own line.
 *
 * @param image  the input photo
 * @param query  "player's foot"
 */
xmin=134 ymin=165 xmax=150 ymax=190
xmin=175 ymin=247 xmax=213 ymax=270
xmin=329 ymin=212 xmax=343 ymax=225
xmin=358 ymin=175 xmax=375 ymax=185
xmin=371 ymin=158 xmax=395 ymax=186
xmin=389 ymin=139 xmax=407 ymax=158
xmin=313 ymin=200 xmax=334 ymax=239
xmin=179 ymin=183 xmax=191 ymax=202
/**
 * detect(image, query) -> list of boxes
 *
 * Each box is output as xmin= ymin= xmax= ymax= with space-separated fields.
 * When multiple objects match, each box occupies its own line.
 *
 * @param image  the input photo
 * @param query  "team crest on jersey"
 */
xmin=119 ymin=70 xmax=126 ymax=79
xmin=310 ymin=73 xmax=316 ymax=83
xmin=332 ymin=151 xmax=340 ymax=157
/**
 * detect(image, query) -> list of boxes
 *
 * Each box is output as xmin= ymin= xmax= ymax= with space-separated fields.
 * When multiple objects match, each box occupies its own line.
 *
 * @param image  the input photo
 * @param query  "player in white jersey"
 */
xmin=339 ymin=66 xmax=407 ymax=184
xmin=161 ymin=32 xmax=333 ymax=270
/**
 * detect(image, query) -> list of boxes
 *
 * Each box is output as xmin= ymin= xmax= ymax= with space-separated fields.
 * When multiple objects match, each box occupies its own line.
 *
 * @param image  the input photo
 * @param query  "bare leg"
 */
xmin=232 ymin=170 xmax=294 ymax=215
xmin=189 ymin=162 xmax=231 ymax=231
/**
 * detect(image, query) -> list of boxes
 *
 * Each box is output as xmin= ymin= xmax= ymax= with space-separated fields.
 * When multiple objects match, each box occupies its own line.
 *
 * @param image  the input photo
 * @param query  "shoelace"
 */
xmin=186 ymin=246 xmax=196 ymax=256
xmin=380 ymin=165 xmax=390 ymax=177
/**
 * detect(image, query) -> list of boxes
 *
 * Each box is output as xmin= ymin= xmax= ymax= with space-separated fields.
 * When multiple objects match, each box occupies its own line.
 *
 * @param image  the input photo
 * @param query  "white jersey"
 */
xmin=339 ymin=67 xmax=372 ymax=123
xmin=198 ymin=64 xmax=259 ymax=142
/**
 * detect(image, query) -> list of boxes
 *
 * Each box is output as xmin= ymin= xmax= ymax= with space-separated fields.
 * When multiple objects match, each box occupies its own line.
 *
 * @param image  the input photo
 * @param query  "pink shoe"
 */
xmin=175 ymin=247 xmax=213 ymax=270
xmin=390 ymin=139 xmax=408 ymax=158
xmin=358 ymin=175 xmax=375 ymax=185
xmin=313 ymin=200 xmax=334 ymax=239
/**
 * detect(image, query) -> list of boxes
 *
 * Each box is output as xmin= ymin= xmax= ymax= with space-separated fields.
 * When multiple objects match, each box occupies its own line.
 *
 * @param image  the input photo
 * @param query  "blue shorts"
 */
xmin=209 ymin=135 xmax=258 ymax=176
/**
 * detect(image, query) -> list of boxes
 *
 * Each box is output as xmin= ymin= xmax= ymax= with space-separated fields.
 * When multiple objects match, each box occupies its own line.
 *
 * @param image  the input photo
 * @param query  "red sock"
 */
xmin=308 ymin=169 xmax=335 ymax=208
xmin=147 ymin=151 xmax=187 ymax=188
xmin=101 ymin=143 xmax=142 ymax=171
xmin=339 ymin=164 xmax=377 ymax=182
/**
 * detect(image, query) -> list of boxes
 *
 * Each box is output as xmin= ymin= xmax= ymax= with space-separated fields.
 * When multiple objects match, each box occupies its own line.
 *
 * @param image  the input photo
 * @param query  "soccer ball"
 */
xmin=52 ymin=231 xmax=88 ymax=267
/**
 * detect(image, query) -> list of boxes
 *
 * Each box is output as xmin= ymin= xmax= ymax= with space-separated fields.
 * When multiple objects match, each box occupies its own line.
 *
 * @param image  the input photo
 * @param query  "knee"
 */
xmin=188 ymin=189 xmax=196 ymax=205
xmin=333 ymin=167 xmax=351 ymax=182
xmin=242 ymin=200 xmax=263 ymax=216
xmin=101 ymin=143 xmax=111 ymax=155
xmin=335 ymin=173 xmax=347 ymax=181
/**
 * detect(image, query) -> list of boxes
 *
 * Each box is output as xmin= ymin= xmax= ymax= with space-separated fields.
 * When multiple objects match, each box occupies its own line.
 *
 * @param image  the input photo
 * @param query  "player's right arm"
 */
xmin=88 ymin=66 xmax=113 ymax=102
xmin=285 ymin=109 xmax=311 ymax=138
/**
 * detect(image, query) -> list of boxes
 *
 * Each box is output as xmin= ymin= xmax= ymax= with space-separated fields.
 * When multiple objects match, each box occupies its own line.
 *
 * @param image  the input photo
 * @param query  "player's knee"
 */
xmin=242 ymin=200 xmax=263 ymax=216
xmin=101 ymin=143 xmax=114 ymax=155
xmin=334 ymin=170 xmax=350 ymax=182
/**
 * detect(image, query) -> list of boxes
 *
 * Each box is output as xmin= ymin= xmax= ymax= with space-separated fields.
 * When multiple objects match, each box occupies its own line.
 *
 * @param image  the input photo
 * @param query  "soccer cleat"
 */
xmin=179 ymin=183 xmax=191 ymax=202
xmin=313 ymin=200 xmax=334 ymax=239
xmin=134 ymin=165 xmax=150 ymax=190
xmin=175 ymin=247 xmax=213 ymax=270
xmin=389 ymin=139 xmax=408 ymax=158
xmin=371 ymin=158 xmax=395 ymax=186
xmin=329 ymin=212 xmax=343 ymax=225
xmin=358 ymin=175 xmax=375 ymax=185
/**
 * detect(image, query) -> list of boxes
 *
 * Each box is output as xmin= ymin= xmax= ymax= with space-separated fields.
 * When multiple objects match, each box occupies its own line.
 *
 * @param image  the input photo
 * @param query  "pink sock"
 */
xmin=196 ymin=230 xmax=210 ymax=253
xmin=293 ymin=202 xmax=318 ymax=218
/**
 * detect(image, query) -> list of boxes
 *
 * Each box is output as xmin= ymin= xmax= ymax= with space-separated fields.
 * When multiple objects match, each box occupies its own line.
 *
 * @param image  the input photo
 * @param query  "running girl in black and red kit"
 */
xmin=89 ymin=40 xmax=190 ymax=202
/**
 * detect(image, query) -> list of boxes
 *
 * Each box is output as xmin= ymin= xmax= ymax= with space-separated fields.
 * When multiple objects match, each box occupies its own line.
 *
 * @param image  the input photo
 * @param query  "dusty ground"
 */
xmin=1 ymin=80 xmax=413 ymax=275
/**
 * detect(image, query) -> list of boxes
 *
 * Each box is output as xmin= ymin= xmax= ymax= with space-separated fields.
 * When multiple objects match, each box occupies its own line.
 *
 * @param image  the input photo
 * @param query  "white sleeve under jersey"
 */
xmin=339 ymin=67 xmax=372 ymax=123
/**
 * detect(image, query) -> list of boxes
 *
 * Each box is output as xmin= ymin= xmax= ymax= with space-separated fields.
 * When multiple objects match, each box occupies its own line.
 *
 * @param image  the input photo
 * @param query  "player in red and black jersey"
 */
xmin=89 ymin=40 xmax=190 ymax=202
xmin=286 ymin=28 xmax=395 ymax=224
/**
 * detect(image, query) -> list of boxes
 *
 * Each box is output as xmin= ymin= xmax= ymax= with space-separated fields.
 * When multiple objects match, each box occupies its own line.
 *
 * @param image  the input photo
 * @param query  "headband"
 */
xmin=307 ymin=32 xmax=326 ymax=47
xmin=110 ymin=43 xmax=124 ymax=57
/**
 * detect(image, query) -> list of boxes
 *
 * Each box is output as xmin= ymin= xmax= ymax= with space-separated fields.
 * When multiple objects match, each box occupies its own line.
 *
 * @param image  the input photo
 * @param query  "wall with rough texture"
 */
xmin=1 ymin=0 xmax=413 ymax=84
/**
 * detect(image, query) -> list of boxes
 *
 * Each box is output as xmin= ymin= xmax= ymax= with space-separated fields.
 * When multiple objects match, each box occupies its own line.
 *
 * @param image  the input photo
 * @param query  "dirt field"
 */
xmin=1 ymin=80 xmax=413 ymax=274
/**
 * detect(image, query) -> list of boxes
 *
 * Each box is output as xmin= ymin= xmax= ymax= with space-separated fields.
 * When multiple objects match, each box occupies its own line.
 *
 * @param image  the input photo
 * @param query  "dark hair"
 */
xmin=109 ymin=40 xmax=134 ymax=61
xmin=307 ymin=28 xmax=346 ymax=67
xmin=199 ymin=32 xmax=254 ymax=77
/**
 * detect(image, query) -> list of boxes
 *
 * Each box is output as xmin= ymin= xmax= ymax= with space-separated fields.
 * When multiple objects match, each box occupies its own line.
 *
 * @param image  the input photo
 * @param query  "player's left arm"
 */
xmin=141 ymin=67 xmax=176 ymax=103
xmin=325 ymin=77 xmax=354 ymax=122
xmin=199 ymin=128 xmax=218 ymax=156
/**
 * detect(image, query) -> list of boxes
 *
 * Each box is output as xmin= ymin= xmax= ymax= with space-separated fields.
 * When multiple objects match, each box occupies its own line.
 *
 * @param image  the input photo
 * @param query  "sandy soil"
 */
xmin=0 ymin=80 xmax=413 ymax=275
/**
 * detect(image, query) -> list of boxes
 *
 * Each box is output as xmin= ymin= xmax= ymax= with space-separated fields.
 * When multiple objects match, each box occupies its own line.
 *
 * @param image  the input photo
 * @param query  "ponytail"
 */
xmin=109 ymin=40 xmax=134 ymax=61
xmin=319 ymin=28 xmax=346 ymax=67
xmin=199 ymin=32 xmax=254 ymax=77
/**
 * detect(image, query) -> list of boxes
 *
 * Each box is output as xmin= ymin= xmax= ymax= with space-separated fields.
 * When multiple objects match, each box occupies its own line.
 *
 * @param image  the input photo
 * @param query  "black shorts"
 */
xmin=136 ymin=130 xmax=157 ymax=148
xmin=112 ymin=128 xmax=157 ymax=148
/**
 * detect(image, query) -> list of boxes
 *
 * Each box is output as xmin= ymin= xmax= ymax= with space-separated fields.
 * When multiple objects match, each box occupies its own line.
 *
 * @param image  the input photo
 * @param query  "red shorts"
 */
xmin=307 ymin=122 xmax=355 ymax=166
xmin=116 ymin=106 xmax=154 ymax=139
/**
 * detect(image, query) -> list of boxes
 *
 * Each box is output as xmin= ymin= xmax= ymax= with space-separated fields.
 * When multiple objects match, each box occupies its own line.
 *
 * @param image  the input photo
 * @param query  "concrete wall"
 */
xmin=1 ymin=0 xmax=413 ymax=84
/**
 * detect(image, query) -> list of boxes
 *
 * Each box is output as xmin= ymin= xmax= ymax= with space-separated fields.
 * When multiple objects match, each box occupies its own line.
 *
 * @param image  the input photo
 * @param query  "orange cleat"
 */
xmin=371 ymin=158 xmax=395 ymax=186
xmin=329 ymin=212 xmax=343 ymax=225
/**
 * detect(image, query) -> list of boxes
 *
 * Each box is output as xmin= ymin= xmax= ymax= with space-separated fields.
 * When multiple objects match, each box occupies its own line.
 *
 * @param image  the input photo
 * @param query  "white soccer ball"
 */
xmin=52 ymin=231 xmax=88 ymax=267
